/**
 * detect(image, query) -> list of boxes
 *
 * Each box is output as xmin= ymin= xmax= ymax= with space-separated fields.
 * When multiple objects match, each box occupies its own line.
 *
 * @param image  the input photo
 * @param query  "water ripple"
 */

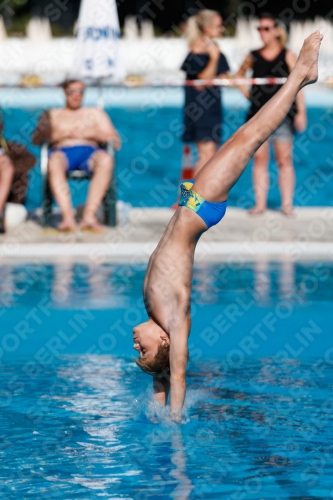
xmin=1 ymin=355 xmax=333 ymax=498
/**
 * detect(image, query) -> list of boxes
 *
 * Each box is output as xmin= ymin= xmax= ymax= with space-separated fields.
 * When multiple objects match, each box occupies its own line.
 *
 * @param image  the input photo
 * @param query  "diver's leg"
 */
xmin=193 ymin=31 xmax=322 ymax=202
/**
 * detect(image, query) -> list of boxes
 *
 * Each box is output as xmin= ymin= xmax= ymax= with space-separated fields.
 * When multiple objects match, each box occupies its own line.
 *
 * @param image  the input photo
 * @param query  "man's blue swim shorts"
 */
xmin=49 ymin=145 xmax=103 ymax=175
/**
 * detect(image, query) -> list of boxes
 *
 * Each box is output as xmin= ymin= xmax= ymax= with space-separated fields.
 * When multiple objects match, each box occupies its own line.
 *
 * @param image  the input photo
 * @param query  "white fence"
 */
xmin=0 ymin=18 xmax=332 ymax=84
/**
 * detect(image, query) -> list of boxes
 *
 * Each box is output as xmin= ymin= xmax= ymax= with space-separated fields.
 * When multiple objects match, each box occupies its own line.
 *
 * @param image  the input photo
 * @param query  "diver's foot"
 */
xmin=80 ymin=218 xmax=106 ymax=233
xmin=0 ymin=210 xmax=5 ymax=234
xmin=248 ymin=205 xmax=266 ymax=215
xmin=58 ymin=218 xmax=77 ymax=232
xmin=296 ymin=31 xmax=323 ymax=87
xmin=281 ymin=205 xmax=294 ymax=217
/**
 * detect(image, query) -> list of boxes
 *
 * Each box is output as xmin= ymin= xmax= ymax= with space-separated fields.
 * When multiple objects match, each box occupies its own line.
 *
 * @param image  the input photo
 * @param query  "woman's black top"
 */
xmin=181 ymin=52 xmax=230 ymax=143
xmin=247 ymin=47 xmax=297 ymax=124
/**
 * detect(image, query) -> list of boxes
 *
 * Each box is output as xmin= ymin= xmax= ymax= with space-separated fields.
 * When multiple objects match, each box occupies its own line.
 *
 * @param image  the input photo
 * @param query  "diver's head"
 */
xmin=133 ymin=319 xmax=170 ymax=377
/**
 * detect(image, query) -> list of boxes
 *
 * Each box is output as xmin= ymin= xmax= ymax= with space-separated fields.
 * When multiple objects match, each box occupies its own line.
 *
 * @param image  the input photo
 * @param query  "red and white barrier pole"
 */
xmin=172 ymin=144 xmax=195 ymax=209
xmin=180 ymin=144 xmax=194 ymax=181
xmin=120 ymin=77 xmax=288 ymax=88
xmin=0 ymin=77 xmax=290 ymax=89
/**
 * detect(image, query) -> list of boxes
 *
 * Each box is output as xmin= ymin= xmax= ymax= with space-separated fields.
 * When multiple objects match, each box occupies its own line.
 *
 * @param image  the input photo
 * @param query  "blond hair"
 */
xmin=135 ymin=344 xmax=170 ymax=377
xmin=277 ymin=23 xmax=288 ymax=48
xmin=186 ymin=9 xmax=220 ymax=48
xmin=135 ymin=344 xmax=190 ymax=377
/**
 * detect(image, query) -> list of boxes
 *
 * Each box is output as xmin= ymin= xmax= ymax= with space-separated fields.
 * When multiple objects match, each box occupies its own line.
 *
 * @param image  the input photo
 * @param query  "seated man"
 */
xmin=32 ymin=79 xmax=121 ymax=231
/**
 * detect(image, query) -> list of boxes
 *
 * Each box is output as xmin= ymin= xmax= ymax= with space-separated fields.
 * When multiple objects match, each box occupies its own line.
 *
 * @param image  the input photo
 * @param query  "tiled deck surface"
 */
xmin=0 ymin=207 xmax=332 ymax=261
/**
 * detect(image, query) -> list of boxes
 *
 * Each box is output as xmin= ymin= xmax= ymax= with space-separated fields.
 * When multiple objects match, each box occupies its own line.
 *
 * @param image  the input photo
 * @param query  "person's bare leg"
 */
xmin=249 ymin=142 xmax=270 ymax=215
xmin=193 ymin=32 xmax=323 ymax=202
xmin=0 ymin=155 xmax=14 ymax=212
xmin=274 ymin=140 xmax=295 ymax=216
xmin=81 ymin=150 xmax=113 ymax=230
xmin=48 ymin=151 xmax=76 ymax=231
xmin=193 ymin=141 xmax=217 ymax=177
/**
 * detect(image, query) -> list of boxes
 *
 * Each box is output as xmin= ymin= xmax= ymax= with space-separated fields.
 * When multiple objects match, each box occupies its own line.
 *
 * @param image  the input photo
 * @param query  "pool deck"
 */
xmin=0 ymin=207 xmax=333 ymax=261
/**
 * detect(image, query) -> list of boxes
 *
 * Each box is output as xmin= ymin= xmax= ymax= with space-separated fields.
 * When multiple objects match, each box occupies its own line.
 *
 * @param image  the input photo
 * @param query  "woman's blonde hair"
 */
xmin=277 ymin=23 xmax=288 ymax=48
xmin=186 ymin=9 xmax=220 ymax=48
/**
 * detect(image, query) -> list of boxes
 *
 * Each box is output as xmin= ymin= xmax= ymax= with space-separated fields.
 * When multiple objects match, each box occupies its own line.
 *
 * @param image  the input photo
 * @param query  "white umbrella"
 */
xmin=71 ymin=0 xmax=124 ymax=80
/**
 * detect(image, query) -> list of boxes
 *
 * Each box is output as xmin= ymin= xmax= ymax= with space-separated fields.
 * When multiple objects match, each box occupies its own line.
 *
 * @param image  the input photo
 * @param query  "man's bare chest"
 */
xmin=51 ymin=110 xmax=98 ymax=130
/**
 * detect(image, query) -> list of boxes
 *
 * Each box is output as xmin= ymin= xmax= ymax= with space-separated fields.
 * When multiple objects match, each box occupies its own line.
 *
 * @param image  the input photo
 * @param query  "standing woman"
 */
xmin=236 ymin=13 xmax=307 ymax=215
xmin=181 ymin=10 xmax=230 ymax=177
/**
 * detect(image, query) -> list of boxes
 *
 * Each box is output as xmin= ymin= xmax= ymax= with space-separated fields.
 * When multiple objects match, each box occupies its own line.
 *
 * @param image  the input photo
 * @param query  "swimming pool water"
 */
xmin=3 ymin=102 xmax=333 ymax=210
xmin=2 ymin=355 xmax=333 ymax=499
xmin=1 ymin=261 xmax=333 ymax=498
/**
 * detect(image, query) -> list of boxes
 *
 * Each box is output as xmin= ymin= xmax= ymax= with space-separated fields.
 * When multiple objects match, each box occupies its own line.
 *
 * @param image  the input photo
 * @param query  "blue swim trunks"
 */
xmin=178 ymin=180 xmax=227 ymax=228
xmin=49 ymin=145 xmax=102 ymax=175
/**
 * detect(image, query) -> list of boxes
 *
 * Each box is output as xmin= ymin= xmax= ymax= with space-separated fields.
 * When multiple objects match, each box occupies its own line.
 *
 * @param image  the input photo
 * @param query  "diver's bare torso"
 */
xmin=143 ymin=207 xmax=207 ymax=333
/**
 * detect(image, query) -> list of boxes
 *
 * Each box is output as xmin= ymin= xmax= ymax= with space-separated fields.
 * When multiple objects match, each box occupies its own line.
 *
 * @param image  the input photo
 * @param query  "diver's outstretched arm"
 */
xmin=193 ymin=31 xmax=323 ymax=203
xmin=169 ymin=314 xmax=191 ymax=420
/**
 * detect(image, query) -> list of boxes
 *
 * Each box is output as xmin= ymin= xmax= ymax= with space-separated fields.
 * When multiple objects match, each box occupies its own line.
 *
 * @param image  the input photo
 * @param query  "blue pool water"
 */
xmin=1 ymin=261 xmax=333 ymax=498
xmin=2 ymin=89 xmax=333 ymax=210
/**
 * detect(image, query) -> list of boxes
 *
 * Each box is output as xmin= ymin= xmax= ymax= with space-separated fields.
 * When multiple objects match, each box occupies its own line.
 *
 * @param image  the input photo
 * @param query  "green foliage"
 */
xmin=6 ymin=0 xmax=29 ymax=14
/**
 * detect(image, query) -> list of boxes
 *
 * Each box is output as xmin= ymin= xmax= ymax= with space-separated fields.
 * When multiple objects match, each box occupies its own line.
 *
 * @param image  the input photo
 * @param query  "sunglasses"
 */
xmin=257 ymin=25 xmax=277 ymax=32
xmin=66 ymin=89 xmax=84 ymax=95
